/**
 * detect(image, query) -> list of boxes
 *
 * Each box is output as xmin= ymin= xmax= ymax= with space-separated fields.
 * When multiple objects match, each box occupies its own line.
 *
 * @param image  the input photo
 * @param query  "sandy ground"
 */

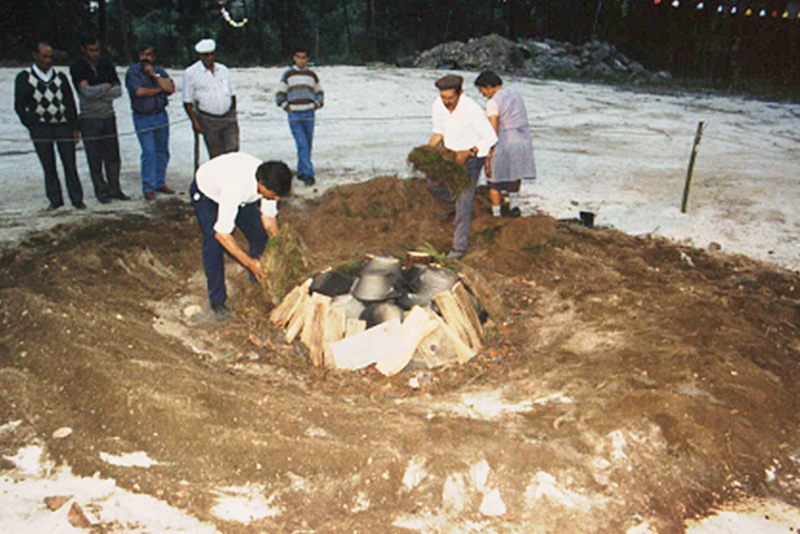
xmin=1 ymin=65 xmax=800 ymax=533
xmin=0 ymin=65 xmax=798 ymax=269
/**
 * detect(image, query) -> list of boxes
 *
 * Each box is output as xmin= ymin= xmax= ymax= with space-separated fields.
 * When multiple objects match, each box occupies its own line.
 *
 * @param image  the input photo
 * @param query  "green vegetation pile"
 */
xmin=260 ymin=224 xmax=312 ymax=305
xmin=407 ymin=145 xmax=472 ymax=195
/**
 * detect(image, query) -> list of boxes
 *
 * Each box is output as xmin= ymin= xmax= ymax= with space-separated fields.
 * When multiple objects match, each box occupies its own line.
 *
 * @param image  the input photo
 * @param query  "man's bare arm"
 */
xmin=184 ymin=102 xmax=203 ymax=133
xmin=428 ymin=133 xmax=444 ymax=147
xmin=214 ymin=232 xmax=263 ymax=280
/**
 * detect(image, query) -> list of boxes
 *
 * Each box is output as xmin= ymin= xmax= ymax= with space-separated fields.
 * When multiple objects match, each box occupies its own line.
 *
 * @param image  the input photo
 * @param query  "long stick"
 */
xmin=681 ymin=121 xmax=705 ymax=214
xmin=193 ymin=131 xmax=200 ymax=173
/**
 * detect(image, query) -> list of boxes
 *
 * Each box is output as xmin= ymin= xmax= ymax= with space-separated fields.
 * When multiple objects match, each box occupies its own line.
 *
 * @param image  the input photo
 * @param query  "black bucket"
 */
xmin=579 ymin=211 xmax=595 ymax=229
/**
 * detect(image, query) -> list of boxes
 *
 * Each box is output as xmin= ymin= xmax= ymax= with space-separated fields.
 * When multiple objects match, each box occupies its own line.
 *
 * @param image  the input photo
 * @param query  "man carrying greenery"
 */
xmin=427 ymin=74 xmax=497 ymax=259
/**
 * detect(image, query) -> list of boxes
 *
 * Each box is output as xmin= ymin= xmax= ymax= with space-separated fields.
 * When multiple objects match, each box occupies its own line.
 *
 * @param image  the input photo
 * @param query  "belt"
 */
xmin=198 ymin=108 xmax=232 ymax=118
xmin=133 ymin=109 xmax=165 ymax=116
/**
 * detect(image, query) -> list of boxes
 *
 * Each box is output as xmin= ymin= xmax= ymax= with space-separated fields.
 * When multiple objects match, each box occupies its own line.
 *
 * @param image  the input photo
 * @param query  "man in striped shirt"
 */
xmin=183 ymin=39 xmax=239 ymax=159
xmin=275 ymin=47 xmax=324 ymax=186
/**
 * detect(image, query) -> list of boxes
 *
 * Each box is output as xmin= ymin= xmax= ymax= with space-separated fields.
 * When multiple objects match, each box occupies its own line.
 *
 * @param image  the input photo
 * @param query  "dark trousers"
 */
xmin=197 ymin=109 xmax=239 ymax=159
xmin=30 ymin=123 xmax=83 ymax=207
xmin=427 ymin=156 xmax=485 ymax=253
xmin=80 ymin=116 xmax=122 ymax=199
xmin=190 ymin=180 xmax=268 ymax=306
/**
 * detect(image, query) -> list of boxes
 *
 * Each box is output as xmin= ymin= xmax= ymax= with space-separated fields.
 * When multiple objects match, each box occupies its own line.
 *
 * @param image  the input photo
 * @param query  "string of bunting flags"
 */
xmin=651 ymin=0 xmax=800 ymax=18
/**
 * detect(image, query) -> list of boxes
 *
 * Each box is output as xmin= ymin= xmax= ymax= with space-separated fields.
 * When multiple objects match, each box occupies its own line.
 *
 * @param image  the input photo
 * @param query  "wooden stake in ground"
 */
xmin=681 ymin=121 xmax=705 ymax=214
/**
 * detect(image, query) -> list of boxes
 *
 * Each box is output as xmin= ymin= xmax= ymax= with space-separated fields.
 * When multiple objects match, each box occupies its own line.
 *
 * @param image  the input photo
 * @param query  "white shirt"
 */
xmin=431 ymin=94 xmax=497 ymax=157
xmin=195 ymin=152 xmax=275 ymax=234
xmin=32 ymin=64 xmax=54 ymax=82
xmin=182 ymin=60 xmax=234 ymax=115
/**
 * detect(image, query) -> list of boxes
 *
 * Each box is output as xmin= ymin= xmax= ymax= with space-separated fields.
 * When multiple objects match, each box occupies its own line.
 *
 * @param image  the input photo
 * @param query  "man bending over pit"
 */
xmin=190 ymin=152 xmax=292 ymax=320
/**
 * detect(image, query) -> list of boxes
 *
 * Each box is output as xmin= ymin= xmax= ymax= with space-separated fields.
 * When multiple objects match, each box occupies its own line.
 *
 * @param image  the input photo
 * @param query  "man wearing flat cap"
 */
xmin=428 ymin=74 xmax=498 ymax=259
xmin=183 ymin=38 xmax=239 ymax=159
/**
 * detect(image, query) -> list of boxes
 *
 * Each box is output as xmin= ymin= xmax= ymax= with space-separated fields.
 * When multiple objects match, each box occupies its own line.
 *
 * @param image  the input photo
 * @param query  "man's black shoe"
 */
xmin=211 ymin=303 xmax=231 ymax=321
xmin=116 ymin=192 xmax=131 ymax=201
xmin=508 ymin=207 xmax=521 ymax=218
xmin=74 ymin=202 xmax=87 ymax=209
xmin=47 ymin=203 xmax=64 ymax=211
xmin=304 ymin=175 xmax=316 ymax=186
xmin=97 ymin=197 xmax=112 ymax=205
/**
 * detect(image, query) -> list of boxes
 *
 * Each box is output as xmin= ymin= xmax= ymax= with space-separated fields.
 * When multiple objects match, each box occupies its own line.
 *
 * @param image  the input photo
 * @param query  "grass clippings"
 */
xmin=260 ymin=223 xmax=312 ymax=305
xmin=407 ymin=145 xmax=472 ymax=195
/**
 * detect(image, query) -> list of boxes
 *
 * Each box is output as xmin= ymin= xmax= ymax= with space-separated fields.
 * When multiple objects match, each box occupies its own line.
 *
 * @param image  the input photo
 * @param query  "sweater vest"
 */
xmin=25 ymin=68 xmax=70 ymax=124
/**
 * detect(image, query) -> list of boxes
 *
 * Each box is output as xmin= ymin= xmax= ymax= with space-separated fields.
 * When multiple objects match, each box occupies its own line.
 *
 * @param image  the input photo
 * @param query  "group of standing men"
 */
xmin=13 ymin=37 xmax=325 ymax=209
xmin=13 ymin=37 xmax=181 ymax=209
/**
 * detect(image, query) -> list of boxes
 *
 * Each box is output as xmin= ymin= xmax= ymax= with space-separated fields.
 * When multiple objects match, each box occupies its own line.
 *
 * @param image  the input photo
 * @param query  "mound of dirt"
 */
xmin=1 ymin=179 xmax=799 ymax=533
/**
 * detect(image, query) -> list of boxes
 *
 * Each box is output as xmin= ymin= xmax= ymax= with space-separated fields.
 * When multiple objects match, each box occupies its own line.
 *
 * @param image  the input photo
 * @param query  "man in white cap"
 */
xmin=183 ymin=38 xmax=239 ymax=159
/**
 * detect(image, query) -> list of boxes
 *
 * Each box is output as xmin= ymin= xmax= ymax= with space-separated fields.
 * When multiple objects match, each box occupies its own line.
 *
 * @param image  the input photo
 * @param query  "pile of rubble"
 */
xmin=270 ymin=254 xmax=498 ymax=376
xmin=409 ymin=33 xmax=671 ymax=82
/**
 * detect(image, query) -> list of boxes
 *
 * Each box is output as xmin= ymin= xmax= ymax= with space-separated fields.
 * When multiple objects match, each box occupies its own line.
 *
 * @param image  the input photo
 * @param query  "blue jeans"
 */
xmin=133 ymin=111 xmax=170 ymax=194
xmin=190 ymin=181 xmax=268 ymax=307
xmin=288 ymin=109 xmax=315 ymax=178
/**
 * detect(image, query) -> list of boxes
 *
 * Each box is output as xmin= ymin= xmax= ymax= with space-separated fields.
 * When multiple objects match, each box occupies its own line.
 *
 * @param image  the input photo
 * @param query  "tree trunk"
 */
xmin=98 ymin=0 xmax=107 ymax=50
xmin=341 ymin=0 xmax=352 ymax=51
xmin=365 ymin=0 xmax=375 ymax=60
xmin=116 ymin=0 xmax=132 ymax=62
xmin=592 ymin=0 xmax=603 ymax=40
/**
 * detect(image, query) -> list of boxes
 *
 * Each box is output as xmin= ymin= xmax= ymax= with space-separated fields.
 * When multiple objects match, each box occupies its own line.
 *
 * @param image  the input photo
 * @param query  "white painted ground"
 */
xmin=0 ymin=65 xmax=798 ymax=270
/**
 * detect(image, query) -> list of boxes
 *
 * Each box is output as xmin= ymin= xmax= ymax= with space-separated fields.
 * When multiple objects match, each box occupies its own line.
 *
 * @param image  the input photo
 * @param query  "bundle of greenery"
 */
xmin=407 ymin=145 xmax=471 ymax=195
xmin=260 ymin=224 xmax=312 ymax=305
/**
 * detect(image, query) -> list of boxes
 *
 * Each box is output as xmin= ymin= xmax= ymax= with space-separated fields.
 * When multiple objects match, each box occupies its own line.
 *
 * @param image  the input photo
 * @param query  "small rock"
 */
xmin=708 ymin=242 xmax=722 ymax=251
xmin=183 ymin=304 xmax=203 ymax=318
xmin=52 ymin=427 xmax=73 ymax=439
xmin=67 ymin=502 xmax=92 ymax=528
xmin=44 ymin=495 xmax=70 ymax=511
xmin=479 ymin=488 xmax=507 ymax=516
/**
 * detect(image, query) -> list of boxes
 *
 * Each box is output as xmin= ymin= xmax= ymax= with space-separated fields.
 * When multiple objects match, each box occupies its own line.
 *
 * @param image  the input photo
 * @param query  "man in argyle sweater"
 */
xmin=15 ymin=41 xmax=85 ymax=210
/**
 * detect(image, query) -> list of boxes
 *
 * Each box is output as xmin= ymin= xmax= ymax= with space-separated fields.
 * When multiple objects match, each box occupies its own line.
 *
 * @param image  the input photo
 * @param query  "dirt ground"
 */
xmin=1 ymin=176 xmax=799 ymax=533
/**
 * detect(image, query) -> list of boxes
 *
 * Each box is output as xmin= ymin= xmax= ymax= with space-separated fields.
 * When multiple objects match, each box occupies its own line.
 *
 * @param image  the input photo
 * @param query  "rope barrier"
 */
xmin=0 ymin=111 xmax=797 ymax=160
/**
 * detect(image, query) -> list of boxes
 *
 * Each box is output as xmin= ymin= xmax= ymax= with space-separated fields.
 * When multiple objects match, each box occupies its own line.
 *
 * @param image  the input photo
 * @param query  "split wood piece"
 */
xmin=376 ymin=306 xmax=440 ymax=376
xmin=434 ymin=289 xmax=481 ymax=350
xmin=414 ymin=312 xmax=476 ymax=367
xmin=438 ymin=314 xmax=476 ymax=364
xmin=301 ymin=293 xmax=331 ymax=366
xmin=453 ymin=282 xmax=483 ymax=339
xmin=457 ymin=264 xmax=505 ymax=323
xmin=345 ymin=317 xmax=366 ymax=338
xmin=285 ymin=287 xmax=311 ymax=343
xmin=330 ymin=318 xmax=406 ymax=370
xmin=322 ymin=307 xmax=347 ymax=368
xmin=269 ymin=278 xmax=311 ymax=327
